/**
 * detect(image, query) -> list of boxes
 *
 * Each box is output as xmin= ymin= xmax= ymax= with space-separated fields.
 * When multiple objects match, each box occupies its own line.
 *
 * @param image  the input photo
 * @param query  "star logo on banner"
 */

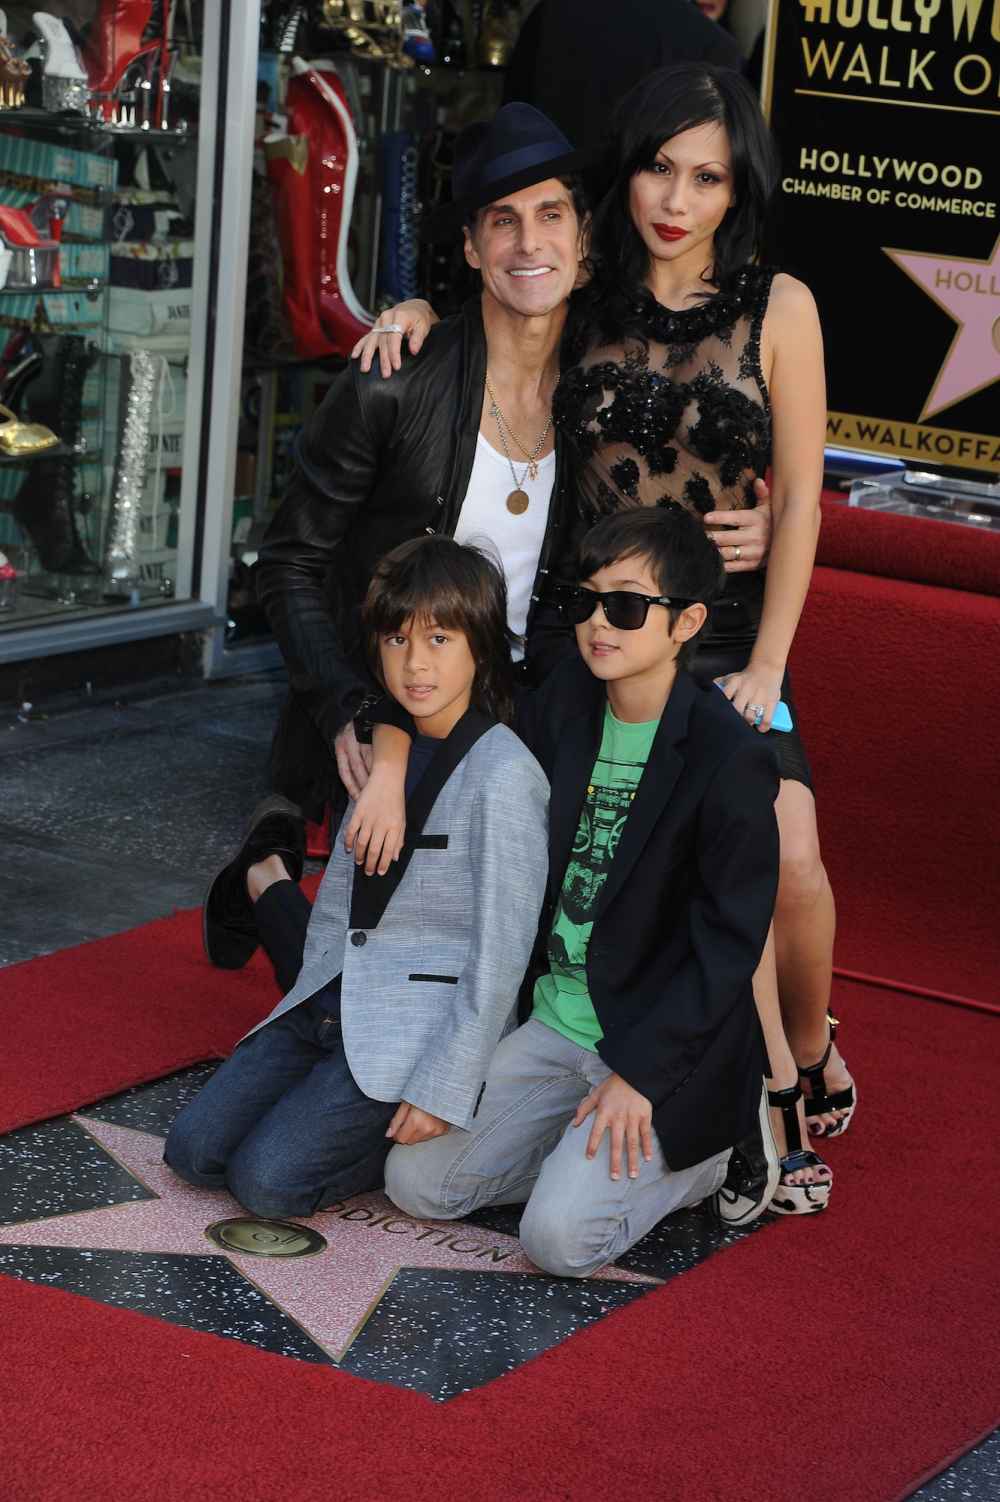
xmin=0 ymin=1117 xmax=655 ymax=1363
xmin=884 ymin=236 xmax=1000 ymax=420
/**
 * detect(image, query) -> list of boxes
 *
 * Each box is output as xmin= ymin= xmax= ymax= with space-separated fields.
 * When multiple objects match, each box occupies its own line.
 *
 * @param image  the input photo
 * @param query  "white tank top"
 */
xmin=453 ymin=433 xmax=556 ymax=661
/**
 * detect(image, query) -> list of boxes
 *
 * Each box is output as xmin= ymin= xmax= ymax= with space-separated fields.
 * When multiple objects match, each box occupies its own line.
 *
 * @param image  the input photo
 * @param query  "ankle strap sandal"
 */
xmin=767 ymin=1083 xmax=832 ymax=1216
xmin=799 ymin=1015 xmax=857 ymax=1140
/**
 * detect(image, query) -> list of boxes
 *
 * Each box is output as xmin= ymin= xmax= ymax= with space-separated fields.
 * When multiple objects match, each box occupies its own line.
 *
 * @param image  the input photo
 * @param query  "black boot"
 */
xmin=203 ymin=796 xmax=307 ymax=969
xmin=11 ymin=334 xmax=99 ymax=574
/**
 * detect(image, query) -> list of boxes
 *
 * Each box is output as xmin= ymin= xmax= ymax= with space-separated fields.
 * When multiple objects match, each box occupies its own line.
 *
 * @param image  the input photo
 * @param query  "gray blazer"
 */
xmin=243 ymin=712 xmax=550 ymax=1129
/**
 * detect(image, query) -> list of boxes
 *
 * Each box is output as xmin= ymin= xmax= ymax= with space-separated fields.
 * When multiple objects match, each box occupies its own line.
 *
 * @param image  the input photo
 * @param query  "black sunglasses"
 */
xmin=556 ymin=585 xmax=697 ymax=631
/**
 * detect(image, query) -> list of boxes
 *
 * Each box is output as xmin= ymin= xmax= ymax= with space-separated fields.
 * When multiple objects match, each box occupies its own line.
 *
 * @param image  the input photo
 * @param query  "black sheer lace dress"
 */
xmin=554 ymin=264 xmax=812 ymax=787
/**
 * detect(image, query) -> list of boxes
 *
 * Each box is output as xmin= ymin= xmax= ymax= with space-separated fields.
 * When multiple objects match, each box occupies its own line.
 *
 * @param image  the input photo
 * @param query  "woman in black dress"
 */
xmin=551 ymin=65 xmax=853 ymax=1211
xmin=353 ymin=64 xmax=855 ymax=1212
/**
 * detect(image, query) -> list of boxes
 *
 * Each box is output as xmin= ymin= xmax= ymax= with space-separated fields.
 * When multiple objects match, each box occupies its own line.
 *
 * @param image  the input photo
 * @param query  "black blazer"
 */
xmin=517 ymin=658 xmax=779 ymax=1170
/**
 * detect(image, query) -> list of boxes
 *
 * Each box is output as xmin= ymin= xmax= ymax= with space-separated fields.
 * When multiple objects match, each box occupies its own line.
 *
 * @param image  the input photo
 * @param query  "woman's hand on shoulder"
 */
xmin=350 ymin=300 xmax=439 ymax=377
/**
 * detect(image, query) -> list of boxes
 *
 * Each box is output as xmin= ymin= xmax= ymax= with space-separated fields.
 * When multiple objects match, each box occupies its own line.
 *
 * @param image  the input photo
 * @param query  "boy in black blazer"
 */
xmin=382 ymin=506 xmax=781 ymax=1274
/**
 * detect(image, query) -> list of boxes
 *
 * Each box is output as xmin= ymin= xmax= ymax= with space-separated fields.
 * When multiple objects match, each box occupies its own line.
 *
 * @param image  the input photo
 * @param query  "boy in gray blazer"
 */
xmin=164 ymin=539 xmax=549 ymax=1219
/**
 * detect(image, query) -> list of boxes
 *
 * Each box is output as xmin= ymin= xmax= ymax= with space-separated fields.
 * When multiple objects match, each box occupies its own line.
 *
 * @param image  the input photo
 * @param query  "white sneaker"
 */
xmin=711 ymin=1081 xmax=780 ymax=1227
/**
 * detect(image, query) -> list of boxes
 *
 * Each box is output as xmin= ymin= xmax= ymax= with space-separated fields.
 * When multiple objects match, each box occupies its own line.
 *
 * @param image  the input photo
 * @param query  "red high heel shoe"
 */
xmin=84 ymin=0 xmax=167 ymax=125
xmin=287 ymin=59 xmax=374 ymax=354
xmin=265 ymin=128 xmax=341 ymax=360
xmin=0 ymin=192 xmax=70 ymax=291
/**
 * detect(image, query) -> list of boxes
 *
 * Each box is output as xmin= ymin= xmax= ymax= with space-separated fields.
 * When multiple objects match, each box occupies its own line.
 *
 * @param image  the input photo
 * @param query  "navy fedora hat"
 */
xmin=423 ymin=102 xmax=590 ymax=240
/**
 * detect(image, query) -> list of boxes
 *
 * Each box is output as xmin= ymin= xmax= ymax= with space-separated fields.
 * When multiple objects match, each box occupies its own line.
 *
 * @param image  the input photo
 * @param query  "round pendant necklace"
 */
xmin=485 ymin=374 xmax=553 ymax=516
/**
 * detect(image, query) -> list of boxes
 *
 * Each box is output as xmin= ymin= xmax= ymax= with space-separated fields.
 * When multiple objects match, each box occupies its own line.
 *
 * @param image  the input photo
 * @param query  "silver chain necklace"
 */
xmin=485 ymin=374 xmax=553 ymax=516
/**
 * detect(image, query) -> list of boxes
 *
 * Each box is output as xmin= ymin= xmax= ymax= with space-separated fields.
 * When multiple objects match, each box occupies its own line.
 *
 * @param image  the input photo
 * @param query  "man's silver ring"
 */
xmin=733 ymin=545 xmax=742 ymax=562
xmin=751 ymin=703 xmax=765 ymax=727
xmin=376 ymin=323 xmax=405 ymax=335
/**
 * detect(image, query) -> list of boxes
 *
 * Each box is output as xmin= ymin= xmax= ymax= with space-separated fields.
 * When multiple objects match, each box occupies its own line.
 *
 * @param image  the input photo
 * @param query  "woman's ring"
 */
xmin=750 ymin=703 xmax=765 ymax=727
xmin=376 ymin=323 xmax=405 ymax=335
xmin=733 ymin=545 xmax=742 ymax=562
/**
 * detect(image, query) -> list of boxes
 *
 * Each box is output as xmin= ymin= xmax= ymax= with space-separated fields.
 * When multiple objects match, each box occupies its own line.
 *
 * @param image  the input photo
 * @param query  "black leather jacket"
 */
xmin=254 ymin=297 xmax=578 ymax=816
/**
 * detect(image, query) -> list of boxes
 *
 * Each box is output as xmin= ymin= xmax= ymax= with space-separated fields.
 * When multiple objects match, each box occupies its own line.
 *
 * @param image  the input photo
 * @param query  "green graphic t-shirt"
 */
xmin=531 ymin=703 xmax=659 ymax=1051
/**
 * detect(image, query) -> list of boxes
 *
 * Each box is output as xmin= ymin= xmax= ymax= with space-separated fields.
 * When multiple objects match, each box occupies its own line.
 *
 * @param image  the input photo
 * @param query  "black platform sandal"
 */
xmin=767 ymin=1084 xmax=832 ymax=1216
xmin=798 ymin=1014 xmax=857 ymax=1140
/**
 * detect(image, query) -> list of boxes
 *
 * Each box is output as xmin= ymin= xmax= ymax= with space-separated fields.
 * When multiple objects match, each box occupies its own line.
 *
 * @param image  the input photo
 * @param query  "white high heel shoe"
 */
xmin=31 ymin=11 xmax=90 ymax=113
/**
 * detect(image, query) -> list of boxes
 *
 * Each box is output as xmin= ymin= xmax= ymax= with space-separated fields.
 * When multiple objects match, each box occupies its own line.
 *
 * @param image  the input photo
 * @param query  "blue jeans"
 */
xmin=164 ymin=989 xmax=396 ymax=1218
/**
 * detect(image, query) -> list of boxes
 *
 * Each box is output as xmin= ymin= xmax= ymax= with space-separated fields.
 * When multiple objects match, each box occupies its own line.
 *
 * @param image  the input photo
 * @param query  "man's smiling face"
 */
xmin=464 ymin=177 xmax=584 ymax=318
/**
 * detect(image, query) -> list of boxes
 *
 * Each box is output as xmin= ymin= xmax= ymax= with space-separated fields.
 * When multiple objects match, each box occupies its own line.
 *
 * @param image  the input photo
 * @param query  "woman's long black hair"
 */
xmin=363 ymin=535 xmax=516 ymax=726
xmin=568 ymin=63 xmax=780 ymax=356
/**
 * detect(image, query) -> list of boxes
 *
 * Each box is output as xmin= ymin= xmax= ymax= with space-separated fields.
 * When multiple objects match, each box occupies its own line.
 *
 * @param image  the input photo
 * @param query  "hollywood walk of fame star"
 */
xmin=0 ymin=1116 xmax=657 ymax=1362
xmin=884 ymin=236 xmax=1000 ymax=420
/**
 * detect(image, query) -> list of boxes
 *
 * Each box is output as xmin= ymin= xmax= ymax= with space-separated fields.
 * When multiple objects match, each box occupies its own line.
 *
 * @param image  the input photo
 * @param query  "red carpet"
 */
xmin=0 ymin=876 xmax=320 ymax=1137
xmin=0 ymin=978 xmax=996 ymax=1502
xmin=2 ymin=502 xmax=995 ymax=1491
xmin=791 ymin=564 xmax=1000 ymax=1009
xmin=816 ymin=492 xmax=1000 ymax=599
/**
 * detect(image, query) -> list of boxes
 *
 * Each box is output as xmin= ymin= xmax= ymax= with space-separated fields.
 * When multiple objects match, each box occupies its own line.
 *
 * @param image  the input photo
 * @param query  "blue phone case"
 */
xmin=771 ymin=701 xmax=793 ymax=732
xmin=716 ymin=682 xmax=793 ymax=732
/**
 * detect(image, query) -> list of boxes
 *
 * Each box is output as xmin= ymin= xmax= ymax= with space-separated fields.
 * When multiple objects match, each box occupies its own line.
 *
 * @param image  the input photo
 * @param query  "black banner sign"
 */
xmin=761 ymin=0 xmax=1000 ymax=474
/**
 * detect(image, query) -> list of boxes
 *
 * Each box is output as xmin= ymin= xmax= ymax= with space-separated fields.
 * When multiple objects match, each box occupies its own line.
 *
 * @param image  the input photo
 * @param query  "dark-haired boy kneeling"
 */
xmin=165 ymin=538 xmax=548 ymax=1219
xmin=384 ymin=507 xmax=779 ymax=1275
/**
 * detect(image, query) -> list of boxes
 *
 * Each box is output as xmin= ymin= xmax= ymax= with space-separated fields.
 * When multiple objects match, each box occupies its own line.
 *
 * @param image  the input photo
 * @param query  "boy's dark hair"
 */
xmin=363 ymin=535 xmax=516 ymax=724
xmin=576 ymin=504 xmax=724 ymax=669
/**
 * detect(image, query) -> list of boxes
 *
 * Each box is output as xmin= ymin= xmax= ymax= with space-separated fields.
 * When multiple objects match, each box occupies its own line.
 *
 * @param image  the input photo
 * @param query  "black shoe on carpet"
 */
xmin=202 ymin=795 xmax=306 ymax=969
xmin=711 ymin=1082 xmax=780 ymax=1227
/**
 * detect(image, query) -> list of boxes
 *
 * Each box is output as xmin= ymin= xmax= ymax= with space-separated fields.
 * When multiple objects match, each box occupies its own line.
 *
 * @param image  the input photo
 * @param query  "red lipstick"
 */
xmin=653 ymin=224 xmax=689 ymax=241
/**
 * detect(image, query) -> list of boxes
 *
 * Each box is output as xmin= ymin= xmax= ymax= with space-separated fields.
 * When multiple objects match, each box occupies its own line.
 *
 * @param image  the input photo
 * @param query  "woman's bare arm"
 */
xmin=717 ymin=274 xmax=826 ymax=731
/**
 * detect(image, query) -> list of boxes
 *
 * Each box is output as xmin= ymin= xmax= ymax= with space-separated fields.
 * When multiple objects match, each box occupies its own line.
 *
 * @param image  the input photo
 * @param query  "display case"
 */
xmin=0 ymin=1 xmax=259 ymax=670
xmin=0 ymin=1 xmax=516 ymax=672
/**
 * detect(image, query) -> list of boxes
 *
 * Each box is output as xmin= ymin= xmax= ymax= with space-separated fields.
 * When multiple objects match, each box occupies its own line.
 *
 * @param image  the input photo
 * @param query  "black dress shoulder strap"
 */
xmin=739 ymin=266 xmax=778 ymax=411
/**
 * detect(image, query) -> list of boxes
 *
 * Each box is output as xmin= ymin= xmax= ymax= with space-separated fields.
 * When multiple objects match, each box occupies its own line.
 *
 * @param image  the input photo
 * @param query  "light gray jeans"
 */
xmin=385 ymin=1019 xmax=730 ymax=1278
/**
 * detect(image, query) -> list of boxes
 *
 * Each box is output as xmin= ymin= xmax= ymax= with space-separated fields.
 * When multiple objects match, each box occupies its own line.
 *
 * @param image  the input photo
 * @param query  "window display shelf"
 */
xmin=0 ymin=283 xmax=105 ymax=298
xmin=0 ymin=4 xmax=212 ymax=646
xmin=96 ymin=126 xmax=195 ymax=145
xmin=0 ymin=445 xmax=88 ymax=465
xmin=0 ymin=112 xmax=194 ymax=146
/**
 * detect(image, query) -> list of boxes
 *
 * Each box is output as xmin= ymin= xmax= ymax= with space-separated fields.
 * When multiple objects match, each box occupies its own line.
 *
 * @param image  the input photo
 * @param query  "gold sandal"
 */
xmin=0 ymin=402 xmax=60 ymax=456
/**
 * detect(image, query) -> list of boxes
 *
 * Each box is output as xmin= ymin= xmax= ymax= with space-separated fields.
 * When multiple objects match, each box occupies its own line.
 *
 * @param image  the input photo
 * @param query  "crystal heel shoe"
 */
xmin=83 ymin=0 xmax=160 ymax=123
xmin=31 ymin=11 xmax=91 ymax=112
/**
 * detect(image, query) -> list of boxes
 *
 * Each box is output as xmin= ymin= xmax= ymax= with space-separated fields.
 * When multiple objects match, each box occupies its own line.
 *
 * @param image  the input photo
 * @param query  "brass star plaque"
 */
xmin=205 ymin=1217 xmax=327 ymax=1258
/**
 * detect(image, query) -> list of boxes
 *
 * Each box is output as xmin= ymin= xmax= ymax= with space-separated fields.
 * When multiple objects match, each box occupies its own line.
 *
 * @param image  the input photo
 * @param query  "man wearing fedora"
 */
xmin=202 ymin=104 xmax=590 ymax=966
